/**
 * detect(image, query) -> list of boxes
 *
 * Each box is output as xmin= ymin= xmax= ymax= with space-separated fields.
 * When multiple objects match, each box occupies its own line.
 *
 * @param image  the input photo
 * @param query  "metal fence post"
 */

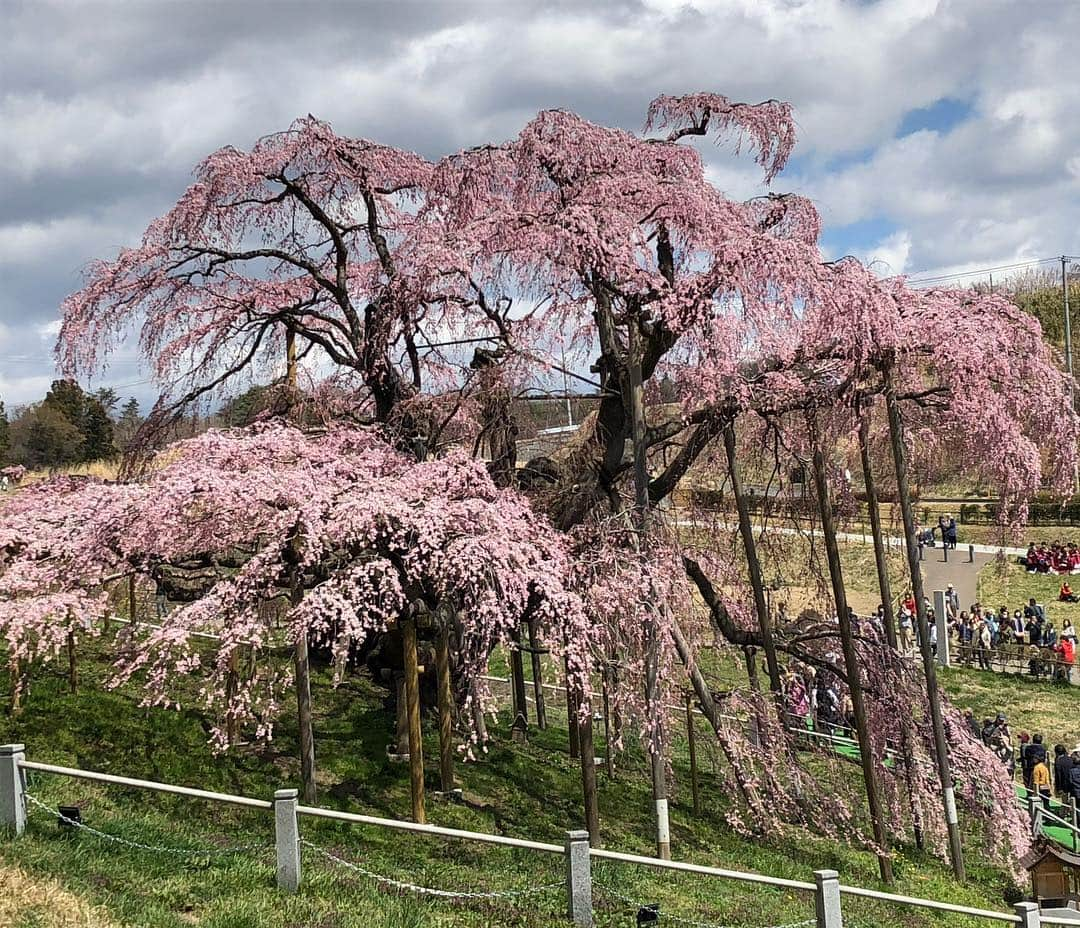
xmin=275 ymin=788 xmax=301 ymax=893
xmin=1015 ymin=900 xmax=1041 ymax=928
xmin=814 ymin=869 xmax=842 ymax=928
xmin=565 ymin=829 xmax=592 ymax=927
xmin=0 ymin=744 xmax=26 ymax=836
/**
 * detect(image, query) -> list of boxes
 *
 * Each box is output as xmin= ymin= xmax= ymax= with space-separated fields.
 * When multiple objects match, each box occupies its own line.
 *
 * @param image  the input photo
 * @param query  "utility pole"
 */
xmin=1063 ymin=257 xmax=1077 ymax=493
xmin=628 ymin=320 xmax=670 ymax=860
xmin=1064 ymin=257 xmax=1075 ymax=401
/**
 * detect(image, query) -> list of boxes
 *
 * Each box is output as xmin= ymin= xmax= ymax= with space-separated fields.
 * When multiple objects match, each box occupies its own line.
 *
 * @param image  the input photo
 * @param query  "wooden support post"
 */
xmin=578 ymin=701 xmax=600 ymax=845
xmin=510 ymin=629 xmax=529 ymax=742
xmin=566 ymin=658 xmax=580 ymax=760
xmin=225 ymin=650 xmax=239 ymax=745
xmin=602 ymin=667 xmax=615 ymax=779
xmin=686 ymin=694 xmax=700 ymax=815
xmin=436 ymin=625 xmax=455 ymax=792
xmin=527 ymin=619 xmax=548 ymax=730
xmin=67 ymin=631 xmax=77 ymax=694
xmin=402 ymin=615 xmax=426 ymax=824
xmin=293 ymin=632 xmax=316 ymax=805
xmin=394 ymin=673 xmax=410 ymax=754
xmin=8 ymin=656 xmax=20 ymax=717
xmin=128 ymin=574 xmax=137 ymax=627
xmin=810 ymin=419 xmax=893 ymax=884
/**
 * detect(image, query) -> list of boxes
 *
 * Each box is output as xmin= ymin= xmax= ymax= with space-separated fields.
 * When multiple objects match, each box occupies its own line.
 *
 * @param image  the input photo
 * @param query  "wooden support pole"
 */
xmin=884 ymin=360 xmax=965 ymax=882
xmin=566 ymin=658 xmax=580 ymax=760
xmin=527 ymin=619 xmax=548 ymax=730
xmin=602 ymin=666 xmax=615 ymax=779
xmin=724 ymin=421 xmax=782 ymax=694
xmin=578 ymin=701 xmax=600 ymax=845
xmin=9 ymin=656 xmax=21 ymax=717
xmin=128 ymin=574 xmax=137 ymax=627
xmin=810 ymin=416 xmax=893 ymax=884
xmin=394 ymin=673 xmax=410 ymax=754
xmin=510 ymin=632 xmax=529 ymax=743
xmin=436 ymin=625 xmax=456 ymax=792
xmin=402 ymin=615 xmax=426 ymax=824
xmin=686 ymin=694 xmax=700 ymax=816
xmin=225 ymin=651 xmax=239 ymax=745
xmin=67 ymin=631 xmax=77 ymax=695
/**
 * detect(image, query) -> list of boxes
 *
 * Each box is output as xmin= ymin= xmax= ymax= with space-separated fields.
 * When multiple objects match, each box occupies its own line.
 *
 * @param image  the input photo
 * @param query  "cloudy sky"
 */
xmin=2 ymin=0 xmax=1078 ymax=409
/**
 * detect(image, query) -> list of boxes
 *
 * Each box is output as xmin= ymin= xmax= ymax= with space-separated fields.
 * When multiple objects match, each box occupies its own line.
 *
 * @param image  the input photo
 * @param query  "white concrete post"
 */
xmin=0 ymin=744 xmax=26 ymax=836
xmin=932 ymin=589 xmax=950 ymax=667
xmin=1015 ymin=901 xmax=1041 ymax=928
xmin=274 ymin=788 xmax=301 ymax=893
xmin=814 ymin=869 xmax=842 ymax=928
xmin=565 ymin=829 xmax=592 ymax=927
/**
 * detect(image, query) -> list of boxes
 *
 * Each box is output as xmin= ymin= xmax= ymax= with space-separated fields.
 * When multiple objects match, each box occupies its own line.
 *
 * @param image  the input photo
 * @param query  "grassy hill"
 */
xmin=0 ymin=641 xmax=1066 ymax=928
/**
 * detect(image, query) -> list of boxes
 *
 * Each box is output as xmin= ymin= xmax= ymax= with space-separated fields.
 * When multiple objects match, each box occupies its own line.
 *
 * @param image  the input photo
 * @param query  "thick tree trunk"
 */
xmin=809 ymin=419 xmax=894 ymax=883
xmin=724 ymin=423 xmax=782 ymax=693
xmin=402 ymin=614 xmax=426 ymax=823
xmin=883 ymin=360 xmax=965 ymax=880
xmin=436 ymin=625 xmax=456 ymax=792
xmin=858 ymin=414 xmax=898 ymax=650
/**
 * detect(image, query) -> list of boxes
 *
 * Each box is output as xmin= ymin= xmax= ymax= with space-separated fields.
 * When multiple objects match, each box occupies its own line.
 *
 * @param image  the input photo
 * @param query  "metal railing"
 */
xmin=0 ymin=744 xmax=1045 ymax=926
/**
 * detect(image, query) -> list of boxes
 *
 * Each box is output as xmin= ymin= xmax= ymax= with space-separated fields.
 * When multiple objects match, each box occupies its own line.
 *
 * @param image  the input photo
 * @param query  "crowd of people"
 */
xmin=962 ymin=711 xmax=1080 ymax=807
xmin=887 ymin=590 xmax=1078 ymax=681
xmin=1022 ymin=541 xmax=1080 ymax=575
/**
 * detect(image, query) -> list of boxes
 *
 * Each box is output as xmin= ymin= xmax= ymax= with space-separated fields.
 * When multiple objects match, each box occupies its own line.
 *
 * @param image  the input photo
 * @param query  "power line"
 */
xmin=907 ymin=256 xmax=1063 ymax=285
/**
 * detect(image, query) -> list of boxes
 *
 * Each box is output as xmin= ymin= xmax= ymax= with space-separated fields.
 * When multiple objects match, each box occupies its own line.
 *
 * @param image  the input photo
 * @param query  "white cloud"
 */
xmin=1 ymin=0 xmax=1079 ymax=399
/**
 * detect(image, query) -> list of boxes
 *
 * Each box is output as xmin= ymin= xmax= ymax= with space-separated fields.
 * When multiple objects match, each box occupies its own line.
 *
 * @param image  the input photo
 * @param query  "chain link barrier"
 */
xmin=595 ymin=882 xmax=816 ymax=928
xmin=23 ymin=792 xmax=272 ymax=858
xmin=301 ymin=838 xmax=563 ymax=901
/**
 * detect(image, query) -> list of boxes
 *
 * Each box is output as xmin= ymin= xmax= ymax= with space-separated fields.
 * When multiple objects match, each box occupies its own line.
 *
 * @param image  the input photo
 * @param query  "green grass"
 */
xmin=976 ymin=558 xmax=1080 ymax=620
xmin=0 ymin=642 xmax=1040 ymax=928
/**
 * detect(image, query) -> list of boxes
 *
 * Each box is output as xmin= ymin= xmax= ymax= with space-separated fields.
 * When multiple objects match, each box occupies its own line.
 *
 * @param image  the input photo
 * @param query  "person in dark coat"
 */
xmin=1026 ymin=734 xmax=1048 ymax=788
xmin=1068 ymin=752 xmax=1080 ymax=801
xmin=1054 ymin=744 xmax=1073 ymax=798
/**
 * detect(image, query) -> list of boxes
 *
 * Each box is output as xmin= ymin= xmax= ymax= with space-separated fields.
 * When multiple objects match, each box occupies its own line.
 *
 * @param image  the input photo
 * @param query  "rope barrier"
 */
xmin=23 ymin=793 xmax=272 ymax=857
xmin=301 ymin=838 xmax=563 ymax=900
xmin=595 ymin=882 xmax=815 ymax=928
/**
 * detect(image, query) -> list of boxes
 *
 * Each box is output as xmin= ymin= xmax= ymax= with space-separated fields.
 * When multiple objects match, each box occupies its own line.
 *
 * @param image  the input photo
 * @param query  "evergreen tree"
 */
xmin=81 ymin=395 xmax=116 ymax=461
xmin=116 ymin=397 xmax=142 ymax=450
xmin=94 ymin=387 xmax=120 ymax=417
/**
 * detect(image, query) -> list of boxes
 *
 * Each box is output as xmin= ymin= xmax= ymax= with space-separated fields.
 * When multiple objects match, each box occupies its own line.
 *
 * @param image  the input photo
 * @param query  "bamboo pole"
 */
xmin=402 ymin=614 xmax=426 ymax=824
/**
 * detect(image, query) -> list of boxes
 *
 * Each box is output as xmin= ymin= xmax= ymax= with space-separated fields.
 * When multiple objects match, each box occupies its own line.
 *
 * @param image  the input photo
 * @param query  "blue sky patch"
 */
xmin=896 ymin=97 xmax=974 ymax=137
